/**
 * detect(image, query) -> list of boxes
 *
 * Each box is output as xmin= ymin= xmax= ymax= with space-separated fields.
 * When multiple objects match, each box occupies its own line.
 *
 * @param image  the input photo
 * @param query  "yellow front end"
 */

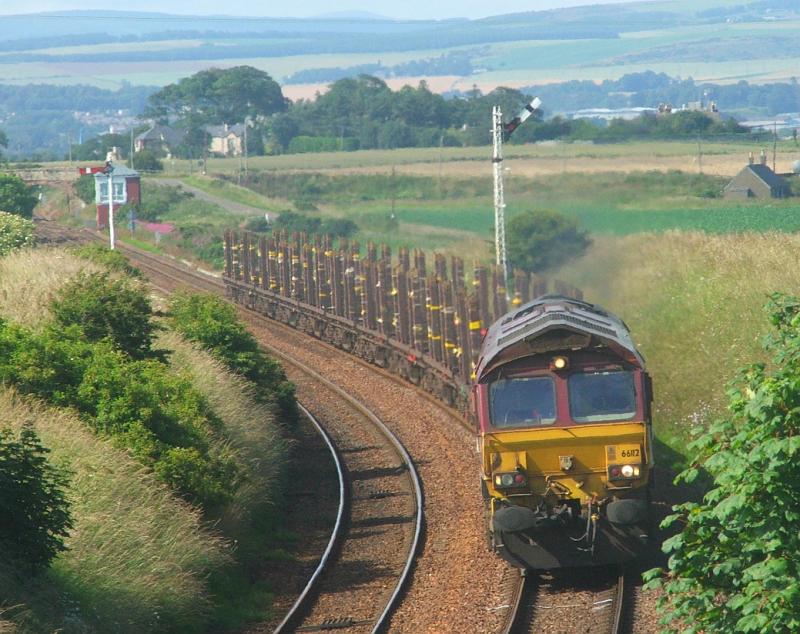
xmin=483 ymin=422 xmax=650 ymax=505
xmin=482 ymin=422 xmax=652 ymax=568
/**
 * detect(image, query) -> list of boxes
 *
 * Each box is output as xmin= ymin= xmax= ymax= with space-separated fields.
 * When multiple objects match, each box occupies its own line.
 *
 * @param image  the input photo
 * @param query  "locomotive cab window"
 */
xmin=568 ymin=370 xmax=636 ymax=423
xmin=489 ymin=376 xmax=556 ymax=428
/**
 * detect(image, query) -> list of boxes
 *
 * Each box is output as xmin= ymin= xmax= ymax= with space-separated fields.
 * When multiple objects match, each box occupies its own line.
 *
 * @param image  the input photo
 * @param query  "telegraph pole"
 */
xmin=106 ymin=164 xmax=116 ymax=250
xmin=492 ymin=97 xmax=541 ymax=285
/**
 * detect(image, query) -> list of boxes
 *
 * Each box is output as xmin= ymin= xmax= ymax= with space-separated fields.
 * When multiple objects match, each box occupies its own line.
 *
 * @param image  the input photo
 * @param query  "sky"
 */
xmin=0 ymin=0 xmax=637 ymax=20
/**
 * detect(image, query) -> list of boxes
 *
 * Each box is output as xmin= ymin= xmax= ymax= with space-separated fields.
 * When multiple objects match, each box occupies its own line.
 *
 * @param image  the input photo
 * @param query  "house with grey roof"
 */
xmin=134 ymin=125 xmax=186 ymax=155
xmin=724 ymin=152 xmax=791 ymax=199
xmin=206 ymin=123 xmax=246 ymax=157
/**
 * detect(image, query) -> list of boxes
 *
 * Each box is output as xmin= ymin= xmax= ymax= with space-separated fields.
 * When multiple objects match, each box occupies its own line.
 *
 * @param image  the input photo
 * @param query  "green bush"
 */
xmin=0 ymin=319 xmax=239 ymax=508
xmin=76 ymin=350 xmax=239 ymax=507
xmin=0 ymin=322 xmax=91 ymax=406
xmin=244 ymin=215 xmax=273 ymax=233
xmin=74 ymin=173 xmax=96 ymax=205
xmin=0 ymin=173 xmax=37 ymax=219
xmin=506 ymin=209 xmax=591 ymax=273
xmin=644 ymin=293 xmax=800 ymax=633
xmin=51 ymin=271 xmax=156 ymax=359
xmin=168 ymin=292 xmax=297 ymax=425
xmin=0 ymin=210 xmax=34 ymax=256
xmin=129 ymin=149 xmax=163 ymax=172
xmin=0 ymin=425 xmax=72 ymax=571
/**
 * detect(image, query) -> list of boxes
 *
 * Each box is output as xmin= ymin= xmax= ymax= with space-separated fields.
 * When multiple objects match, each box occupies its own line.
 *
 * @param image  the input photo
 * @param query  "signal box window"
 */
xmin=568 ymin=371 xmax=636 ymax=423
xmin=490 ymin=377 xmax=556 ymax=428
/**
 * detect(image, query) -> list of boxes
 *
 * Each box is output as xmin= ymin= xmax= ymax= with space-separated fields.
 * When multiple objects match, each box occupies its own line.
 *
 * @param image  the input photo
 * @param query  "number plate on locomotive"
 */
xmin=606 ymin=444 xmax=642 ymax=464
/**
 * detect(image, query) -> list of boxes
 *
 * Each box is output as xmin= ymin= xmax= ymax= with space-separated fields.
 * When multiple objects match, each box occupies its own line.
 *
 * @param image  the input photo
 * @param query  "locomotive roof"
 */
xmin=475 ymin=295 xmax=644 ymax=381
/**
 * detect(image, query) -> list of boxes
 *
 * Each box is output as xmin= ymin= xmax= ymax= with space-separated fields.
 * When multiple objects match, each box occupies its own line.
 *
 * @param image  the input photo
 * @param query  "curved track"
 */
xmin=35 ymin=220 xmax=636 ymax=633
xmin=34 ymin=222 xmax=427 ymax=633
xmin=107 ymin=237 xmax=426 ymax=634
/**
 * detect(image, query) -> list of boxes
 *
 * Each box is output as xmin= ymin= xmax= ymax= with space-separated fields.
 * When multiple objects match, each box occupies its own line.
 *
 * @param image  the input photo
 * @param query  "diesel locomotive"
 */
xmin=474 ymin=295 xmax=653 ymax=569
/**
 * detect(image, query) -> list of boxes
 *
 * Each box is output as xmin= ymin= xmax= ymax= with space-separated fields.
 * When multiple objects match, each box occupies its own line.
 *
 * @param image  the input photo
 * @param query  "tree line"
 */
xmin=136 ymin=68 xmax=748 ymax=159
xmin=7 ymin=67 xmax=779 ymax=161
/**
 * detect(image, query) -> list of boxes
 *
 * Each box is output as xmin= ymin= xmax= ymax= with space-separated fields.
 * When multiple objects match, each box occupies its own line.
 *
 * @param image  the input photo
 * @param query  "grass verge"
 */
xmin=556 ymin=231 xmax=800 ymax=465
xmin=0 ymin=389 xmax=231 ymax=633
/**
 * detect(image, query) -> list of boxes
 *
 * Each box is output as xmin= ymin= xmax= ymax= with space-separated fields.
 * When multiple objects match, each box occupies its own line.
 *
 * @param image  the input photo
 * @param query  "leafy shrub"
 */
xmin=129 ymin=149 xmax=163 ymax=172
xmin=274 ymin=210 xmax=321 ymax=234
xmin=74 ymin=173 xmax=96 ymax=205
xmin=644 ymin=293 xmax=800 ymax=633
xmin=168 ymin=292 xmax=297 ymax=425
xmin=72 ymin=243 xmax=143 ymax=278
xmin=0 ymin=320 xmax=239 ymax=508
xmin=0 ymin=173 xmax=37 ymax=219
xmin=0 ymin=211 xmax=34 ymax=256
xmin=76 ymin=350 xmax=239 ymax=507
xmin=0 ymin=425 xmax=71 ymax=571
xmin=0 ymin=322 xmax=92 ymax=406
xmin=506 ymin=209 xmax=591 ymax=273
xmin=51 ymin=271 xmax=156 ymax=359
xmin=321 ymin=217 xmax=358 ymax=238
xmin=244 ymin=215 xmax=273 ymax=233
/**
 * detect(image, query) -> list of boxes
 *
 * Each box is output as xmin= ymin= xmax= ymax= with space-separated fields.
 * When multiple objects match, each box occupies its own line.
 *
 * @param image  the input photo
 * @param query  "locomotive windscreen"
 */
xmin=489 ymin=377 xmax=556 ymax=428
xmin=568 ymin=371 xmax=636 ymax=423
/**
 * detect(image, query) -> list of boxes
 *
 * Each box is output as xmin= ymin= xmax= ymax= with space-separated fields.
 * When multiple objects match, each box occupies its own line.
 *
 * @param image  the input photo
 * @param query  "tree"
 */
xmin=0 ymin=129 xmax=7 ymax=162
xmin=506 ymin=209 xmax=591 ymax=273
xmin=145 ymin=66 xmax=287 ymax=125
xmin=0 ymin=425 xmax=72 ymax=571
xmin=644 ymin=293 xmax=800 ymax=633
xmin=130 ymin=149 xmax=163 ymax=172
xmin=0 ymin=173 xmax=37 ymax=219
xmin=70 ymin=133 xmax=129 ymax=161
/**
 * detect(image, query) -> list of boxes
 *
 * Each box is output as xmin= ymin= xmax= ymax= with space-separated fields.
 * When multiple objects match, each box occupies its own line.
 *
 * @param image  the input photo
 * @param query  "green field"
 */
xmin=1 ymin=1 xmax=799 ymax=88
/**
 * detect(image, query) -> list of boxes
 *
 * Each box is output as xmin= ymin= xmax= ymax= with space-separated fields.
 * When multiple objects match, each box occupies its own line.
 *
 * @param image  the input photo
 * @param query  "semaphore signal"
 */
xmin=492 ymin=96 xmax=542 ymax=292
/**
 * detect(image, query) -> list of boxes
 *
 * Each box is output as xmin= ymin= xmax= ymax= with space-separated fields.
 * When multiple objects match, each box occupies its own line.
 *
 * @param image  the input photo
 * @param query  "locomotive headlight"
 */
xmin=608 ymin=464 xmax=641 ymax=481
xmin=550 ymin=356 xmax=569 ymax=370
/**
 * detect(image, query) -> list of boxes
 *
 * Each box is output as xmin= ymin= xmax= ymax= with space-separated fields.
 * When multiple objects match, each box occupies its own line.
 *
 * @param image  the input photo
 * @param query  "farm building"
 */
xmin=723 ymin=153 xmax=791 ymax=199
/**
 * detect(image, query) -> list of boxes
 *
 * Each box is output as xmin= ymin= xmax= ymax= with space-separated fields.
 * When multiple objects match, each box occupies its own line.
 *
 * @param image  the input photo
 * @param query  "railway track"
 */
xmin=502 ymin=566 xmax=627 ymax=634
xmin=34 ymin=219 xmax=638 ymax=633
xmin=34 ymin=221 xmax=426 ymax=632
xmin=96 ymin=237 xmax=425 ymax=633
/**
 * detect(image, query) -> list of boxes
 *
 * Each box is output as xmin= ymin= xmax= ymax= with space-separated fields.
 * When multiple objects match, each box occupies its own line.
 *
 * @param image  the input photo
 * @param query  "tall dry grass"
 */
xmin=0 ymin=248 xmax=102 ymax=329
xmin=158 ymin=331 xmax=289 ymax=536
xmin=0 ymin=388 xmax=231 ymax=633
xmin=558 ymin=231 xmax=800 ymax=452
